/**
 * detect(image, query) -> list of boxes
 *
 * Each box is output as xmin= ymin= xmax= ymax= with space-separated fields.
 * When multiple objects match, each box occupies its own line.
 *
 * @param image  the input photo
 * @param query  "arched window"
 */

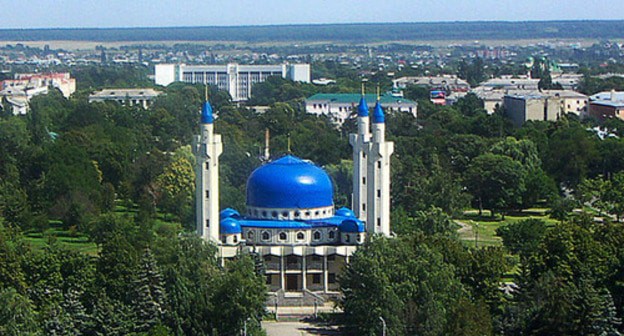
xmin=296 ymin=232 xmax=305 ymax=240
xmin=279 ymin=232 xmax=287 ymax=241
xmin=313 ymin=231 xmax=321 ymax=241
xmin=248 ymin=231 xmax=254 ymax=241
xmin=262 ymin=231 xmax=270 ymax=241
xmin=328 ymin=231 xmax=336 ymax=240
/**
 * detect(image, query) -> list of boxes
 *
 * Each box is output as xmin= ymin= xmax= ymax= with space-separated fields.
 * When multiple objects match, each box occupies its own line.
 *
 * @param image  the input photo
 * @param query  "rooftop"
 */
xmin=306 ymin=93 xmax=416 ymax=106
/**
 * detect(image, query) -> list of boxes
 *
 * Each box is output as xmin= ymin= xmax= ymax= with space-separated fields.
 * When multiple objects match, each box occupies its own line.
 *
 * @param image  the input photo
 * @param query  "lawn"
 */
xmin=456 ymin=208 xmax=559 ymax=248
xmin=22 ymin=201 xmax=183 ymax=256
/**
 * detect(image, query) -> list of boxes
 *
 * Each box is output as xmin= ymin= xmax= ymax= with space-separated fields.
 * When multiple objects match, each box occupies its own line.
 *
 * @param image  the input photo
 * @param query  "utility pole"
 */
xmin=379 ymin=316 xmax=386 ymax=336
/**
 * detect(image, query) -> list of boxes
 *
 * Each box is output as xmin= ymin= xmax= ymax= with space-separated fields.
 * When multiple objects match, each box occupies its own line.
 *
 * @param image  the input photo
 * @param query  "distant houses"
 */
xmin=305 ymin=93 xmax=417 ymax=125
xmin=88 ymin=88 xmax=163 ymax=109
xmin=0 ymin=72 xmax=76 ymax=115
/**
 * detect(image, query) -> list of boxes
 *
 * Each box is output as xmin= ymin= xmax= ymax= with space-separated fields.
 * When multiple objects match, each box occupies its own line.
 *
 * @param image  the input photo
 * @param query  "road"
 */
xmin=263 ymin=321 xmax=341 ymax=336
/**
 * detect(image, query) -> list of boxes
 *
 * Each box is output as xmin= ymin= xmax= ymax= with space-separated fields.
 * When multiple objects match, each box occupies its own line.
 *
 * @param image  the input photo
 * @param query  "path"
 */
xmin=263 ymin=321 xmax=341 ymax=336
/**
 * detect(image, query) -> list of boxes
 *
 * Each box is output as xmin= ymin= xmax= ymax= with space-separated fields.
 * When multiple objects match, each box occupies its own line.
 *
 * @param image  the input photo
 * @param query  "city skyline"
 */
xmin=1 ymin=0 xmax=623 ymax=29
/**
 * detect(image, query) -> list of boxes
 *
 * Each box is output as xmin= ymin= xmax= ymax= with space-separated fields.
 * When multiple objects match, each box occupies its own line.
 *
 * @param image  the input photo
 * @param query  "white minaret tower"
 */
xmin=367 ymin=92 xmax=394 ymax=237
xmin=349 ymin=83 xmax=371 ymax=222
xmin=195 ymin=90 xmax=223 ymax=243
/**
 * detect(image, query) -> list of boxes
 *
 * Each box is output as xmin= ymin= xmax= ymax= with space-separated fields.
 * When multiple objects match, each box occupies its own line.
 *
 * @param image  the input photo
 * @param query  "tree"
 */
xmin=132 ymin=248 xmax=167 ymax=333
xmin=155 ymin=146 xmax=195 ymax=222
xmin=0 ymin=288 xmax=40 ymax=336
xmin=465 ymin=153 xmax=526 ymax=218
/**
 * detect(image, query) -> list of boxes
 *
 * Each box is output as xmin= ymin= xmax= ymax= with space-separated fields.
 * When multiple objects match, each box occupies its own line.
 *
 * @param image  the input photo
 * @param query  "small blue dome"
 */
xmin=335 ymin=207 xmax=356 ymax=218
xmin=220 ymin=218 xmax=241 ymax=234
xmin=201 ymin=101 xmax=214 ymax=124
xmin=339 ymin=219 xmax=365 ymax=233
xmin=246 ymin=155 xmax=334 ymax=210
xmin=220 ymin=208 xmax=240 ymax=219
xmin=357 ymin=96 xmax=369 ymax=117
xmin=372 ymin=100 xmax=385 ymax=124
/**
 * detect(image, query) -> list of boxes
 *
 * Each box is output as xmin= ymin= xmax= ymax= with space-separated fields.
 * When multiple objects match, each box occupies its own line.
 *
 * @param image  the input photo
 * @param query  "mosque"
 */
xmin=194 ymin=87 xmax=393 ymax=297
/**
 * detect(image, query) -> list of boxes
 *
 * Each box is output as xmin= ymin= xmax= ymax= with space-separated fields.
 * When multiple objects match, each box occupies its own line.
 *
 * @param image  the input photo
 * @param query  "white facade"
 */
xmin=367 ymin=119 xmax=393 ymax=236
xmin=88 ymin=88 xmax=163 ymax=109
xmin=155 ymin=63 xmax=310 ymax=101
xmin=195 ymin=113 xmax=223 ymax=243
xmin=349 ymin=111 xmax=370 ymax=221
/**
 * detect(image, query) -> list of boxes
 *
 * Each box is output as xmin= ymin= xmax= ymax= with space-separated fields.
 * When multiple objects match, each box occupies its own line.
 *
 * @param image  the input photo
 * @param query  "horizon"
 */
xmin=2 ymin=0 xmax=624 ymax=29
xmin=2 ymin=18 xmax=624 ymax=31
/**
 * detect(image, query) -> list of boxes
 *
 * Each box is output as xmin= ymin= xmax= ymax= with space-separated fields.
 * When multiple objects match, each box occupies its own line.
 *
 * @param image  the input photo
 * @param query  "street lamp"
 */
xmin=379 ymin=316 xmax=386 ymax=336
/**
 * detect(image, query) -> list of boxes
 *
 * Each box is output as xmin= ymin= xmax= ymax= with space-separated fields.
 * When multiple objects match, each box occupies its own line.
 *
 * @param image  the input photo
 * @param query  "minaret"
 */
xmin=349 ymin=82 xmax=371 ymax=222
xmin=195 ymin=88 xmax=223 ymax=243
xmin=367 ymin=89 xmax=394 ymax=237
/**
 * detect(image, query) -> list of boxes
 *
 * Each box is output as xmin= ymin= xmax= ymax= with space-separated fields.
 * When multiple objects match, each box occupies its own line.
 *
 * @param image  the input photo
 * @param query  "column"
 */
xmin=280 ymin=252 xmax=285 ymax=291
xmin=323 ymin=254 xmax=328 ymax=293
xmin=302 ymin=255 xmax=307 ymax=291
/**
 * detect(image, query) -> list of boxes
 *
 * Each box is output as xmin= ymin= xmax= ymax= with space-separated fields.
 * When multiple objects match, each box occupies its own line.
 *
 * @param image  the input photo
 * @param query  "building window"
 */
xmin=205 ymin=162 xmax=210 ymax=170
xmin=362 ymin=203 xmax=366 ymax=211
xmin=362 ymin=177 xmax=366 ymax=184
xmin=357 ymin=234 xmax=362 ymax=243
xmin=377 ymin=218 xmax=381 ymax=227
xmin=312 ymin=274 xmax=321 ymax=284
xmin=327 ymin=255 xmax=335 ymax=261
xmin=205 ymin=190 xmax=209 ymax=198
xmin=378 ymin=161 xmax=381 ymax=169
xmin=282 ymin=211 xmax=289 ymax=218
xmin=297 ymin=232 xmax=305 ymax=240
xmin=363 ymin=152 xmax=366 ymax=158
xmin=272 ymin=211 xmax=278 ymax=218
xmin=345 ymin=234 xmax=351 ymax=243
xmin=279 ymin=232 xmax=287 ymax=241
xmin=295 ymin=211 xmax=301 ymax=218
xmin=312 ymin=255 xmax=321 ymax=262
xmin=328 ymin=273 xmax=336 ymax=283
xmin=262 ymin=231 xmax=271 ymax=241
xmin=266 ymin=276 xmax=272 ymax=285
xmin=248 ymin=231 xmax=254 ymax=240
xmin=205 ymin=219 xmax=209 ymax=228
xmin=328 ymin=231 xmax=336 ymax=240
xmin=377 ymin=189 xmax=381 ymax=198
xmin=313 ymin=231 xmax=321 ymax=241
xmin=233 ymin=235 xmax=238 ymax=243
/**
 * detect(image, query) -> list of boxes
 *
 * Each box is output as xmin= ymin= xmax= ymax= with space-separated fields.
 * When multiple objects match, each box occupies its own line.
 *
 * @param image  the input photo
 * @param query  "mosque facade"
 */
xmin=194 ymin=90 xmax=393 ymax=295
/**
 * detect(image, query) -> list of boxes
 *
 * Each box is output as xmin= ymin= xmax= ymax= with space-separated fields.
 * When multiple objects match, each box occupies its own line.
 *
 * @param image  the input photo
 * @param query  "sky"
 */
xmin=1 ymin=0 xmax=623 ymax=29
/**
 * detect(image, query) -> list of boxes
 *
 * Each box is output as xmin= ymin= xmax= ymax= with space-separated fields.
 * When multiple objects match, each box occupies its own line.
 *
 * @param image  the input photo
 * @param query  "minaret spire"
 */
xmin=367 ymin=88 xmax=393 ymax=237
xmin=349 ymin=80 xmax=371 ymax=222
xmin=195 ymin=93 xmax=223 ymax=243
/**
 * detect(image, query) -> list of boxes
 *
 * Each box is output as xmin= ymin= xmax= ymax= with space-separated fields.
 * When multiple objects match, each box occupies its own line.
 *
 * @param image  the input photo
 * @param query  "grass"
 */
xmin=456 ymin=208 xmax=559 ymax=248
xmin=22 ymin=201 xmax=182 ymax=256
xmin=24 ymin=226 xmax=99 ymax=256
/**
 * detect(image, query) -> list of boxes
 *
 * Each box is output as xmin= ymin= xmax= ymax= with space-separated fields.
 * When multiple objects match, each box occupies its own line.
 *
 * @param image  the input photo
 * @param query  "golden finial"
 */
xmin=361 ymin=81 xmax=365 ymax=96
xmin=376 ymin=84 xmax=380 ymax=101
xmin=205 ymin=84 xmax=209 ymax=101
xmin=287 ymin=134 xmax=292 ymax=153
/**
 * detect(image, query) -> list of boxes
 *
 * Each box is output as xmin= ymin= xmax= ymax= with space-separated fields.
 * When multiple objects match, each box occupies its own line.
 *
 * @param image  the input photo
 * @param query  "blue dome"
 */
xmin=339 ymin=219 xmax=365 ymax=233
xmin=201 ymin=101 xmax=214 ymax=124
xmin=357 ymin=95 xmax=369 ymax=117
xmin=335 ymin=207 xmax=356 ymax=218
xmin=246 ymin=155 xmax=334 ymax=209
xmin=220 ymin=218 xmax=241 ymax=234
xmin=372 ymin=100 xmax=385 ymax=124
xmin=220 ymin=208 xmax=240 ymax=219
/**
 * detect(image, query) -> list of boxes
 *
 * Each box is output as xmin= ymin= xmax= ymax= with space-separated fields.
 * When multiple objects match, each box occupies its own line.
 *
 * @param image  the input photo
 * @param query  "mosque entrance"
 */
xmin=286 ymin=275 xmax=299 ymax=291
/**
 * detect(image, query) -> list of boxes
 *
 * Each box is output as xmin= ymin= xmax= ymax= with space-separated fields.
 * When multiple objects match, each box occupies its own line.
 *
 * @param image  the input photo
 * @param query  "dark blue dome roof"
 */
xmin=246 ymin=155 xmax=333 ymax=209
xmin=335 ymin=207 xmax=356 ymax=218
xmin=201 ymin=101 xmax=214 ymax=124
xmin=220 ymin=218 xmax=241 ymax=234
xmin=372 ymin=100 xmax=385 ymax=124
xmin=220 ymin=208 xmax=240 ymax=219
xmin=357 ymin=95 xmax=369 ymax=117
xmin=339 ymin=219 xmax=365 ymax=233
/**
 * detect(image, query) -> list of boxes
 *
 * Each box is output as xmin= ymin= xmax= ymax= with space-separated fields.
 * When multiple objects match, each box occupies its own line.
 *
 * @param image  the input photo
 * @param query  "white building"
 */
xmin=195 ymin=92 xmax=393 ymax=302
xmin=0 ymin=72 xmax=76 ymax=115
xmin=305 ymin=93 xmax=417 ymax=125
xmin=88 ymin=88 xmax=163 ymax=109
xmin=155 ymin=63 xmax=310 ymax=101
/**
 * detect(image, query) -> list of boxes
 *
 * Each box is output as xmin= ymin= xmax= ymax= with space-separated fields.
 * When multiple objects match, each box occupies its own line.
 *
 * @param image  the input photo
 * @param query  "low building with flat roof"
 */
xmin=88 ymin=88 xmax=163 ymax=109
xmin=504 ymin=93 xmax=561 ymax=127
xmin=305 ymin=93 xmax=417 ymax=125
xmin=589 ymin=91 xmax=624 ymax=121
